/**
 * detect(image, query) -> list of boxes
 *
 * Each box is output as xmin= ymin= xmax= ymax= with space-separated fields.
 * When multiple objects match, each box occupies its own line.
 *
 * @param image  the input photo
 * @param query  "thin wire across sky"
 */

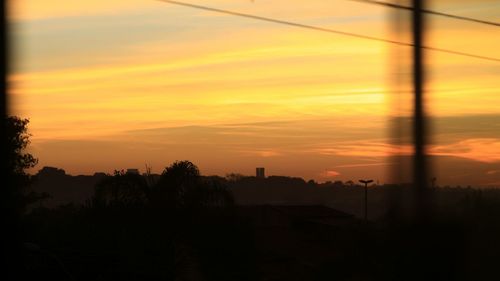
xmin=350 ymin=0 xmax=500 ymax=27
xmin=157 ymin=0 xmax=500 ymax=62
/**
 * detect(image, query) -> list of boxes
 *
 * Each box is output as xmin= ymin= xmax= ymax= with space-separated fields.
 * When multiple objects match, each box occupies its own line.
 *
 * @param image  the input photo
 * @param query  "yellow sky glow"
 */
xmin=8 ymin=0 xmax=500 ymax=185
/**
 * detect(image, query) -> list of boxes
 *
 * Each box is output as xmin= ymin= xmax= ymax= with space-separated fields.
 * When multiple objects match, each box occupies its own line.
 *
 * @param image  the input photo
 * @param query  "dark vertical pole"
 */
xmin=412 ymin=0 xmax=428 ymax=214
xmin=1 ymin=1 xmax=5 ymax=116
xmin=364 ymin=183 xmax=368 ymax=220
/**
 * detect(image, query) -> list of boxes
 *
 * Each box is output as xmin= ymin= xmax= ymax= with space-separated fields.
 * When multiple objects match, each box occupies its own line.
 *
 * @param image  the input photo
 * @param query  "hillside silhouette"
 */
xmin=23 ymin=163 xmax=500 ymax=281
xmin=32 ymin=166 xmax=500 ymax=220
xmin=4 ymin=116 xmax=500 ymax=281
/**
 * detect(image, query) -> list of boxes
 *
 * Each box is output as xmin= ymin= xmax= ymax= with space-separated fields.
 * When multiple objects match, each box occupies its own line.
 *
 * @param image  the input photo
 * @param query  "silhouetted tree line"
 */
xmin=22 ymin=161 xmax=255 ymax=281
xmin=6 ymin=115 xmax=500 ymax=281
xmin=2 ymin=116 xmax=255 ymax=280
xmin=88 ymin=160 xmax=234 ymax=210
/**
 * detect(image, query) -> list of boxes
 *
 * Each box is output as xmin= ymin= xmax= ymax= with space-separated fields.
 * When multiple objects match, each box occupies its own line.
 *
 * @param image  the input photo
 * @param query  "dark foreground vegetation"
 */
xmin=5 ymin=116 xmax=500 ymax=280
xmin=20 ymin=179 xmax=500 ymax=281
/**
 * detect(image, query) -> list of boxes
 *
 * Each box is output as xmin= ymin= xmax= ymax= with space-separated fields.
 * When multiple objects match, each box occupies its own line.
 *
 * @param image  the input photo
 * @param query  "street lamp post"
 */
xmin=359 ymin=179 xmax=373 ymax=220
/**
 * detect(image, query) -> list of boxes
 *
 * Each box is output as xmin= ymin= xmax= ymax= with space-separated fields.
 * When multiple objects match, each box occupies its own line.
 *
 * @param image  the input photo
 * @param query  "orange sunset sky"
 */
xmin=8 ymin=0 xmax=500 ymax=186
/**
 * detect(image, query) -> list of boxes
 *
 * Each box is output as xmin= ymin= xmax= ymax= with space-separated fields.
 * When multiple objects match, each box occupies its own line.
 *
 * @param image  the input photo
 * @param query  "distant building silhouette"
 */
xmin=126 ymin=168 xmax=140 ymax=175
xmin=256 ymin=167 xmax=265 ymax=178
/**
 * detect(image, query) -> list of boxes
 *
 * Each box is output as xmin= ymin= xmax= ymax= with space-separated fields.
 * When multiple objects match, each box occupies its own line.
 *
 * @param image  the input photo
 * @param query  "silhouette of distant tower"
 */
xmin=256 ymin=167 xmax=265 ymax=178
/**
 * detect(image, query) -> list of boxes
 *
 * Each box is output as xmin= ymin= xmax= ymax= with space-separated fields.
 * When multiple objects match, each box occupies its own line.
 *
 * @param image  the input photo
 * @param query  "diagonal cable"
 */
xmin=157 ymin=0 xmax=500 ymax=62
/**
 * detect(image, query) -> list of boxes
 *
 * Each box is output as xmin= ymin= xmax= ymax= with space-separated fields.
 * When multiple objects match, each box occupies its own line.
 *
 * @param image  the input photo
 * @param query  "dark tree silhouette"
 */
xmin=90 ymin=170 xmax=149 ymax=208
xmin=226 ymin=173 xmax=245 ymax=182
xmin=5 ymin=116 xmax=44 ymax=213
xmin=89 ymin=160 xmax=233 ymax=210
xmin=154 ymin=160 xmax=202 ymax=208
xmin=150 ymin=160 xmax=233 ymax=209
xmin=201 ymin=178 xmax=234 ymax=208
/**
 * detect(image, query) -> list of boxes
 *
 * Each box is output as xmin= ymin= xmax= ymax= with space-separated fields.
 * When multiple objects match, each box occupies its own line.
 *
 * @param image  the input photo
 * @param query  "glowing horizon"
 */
xmin=9 ymin=0 xmax=500 ymax=186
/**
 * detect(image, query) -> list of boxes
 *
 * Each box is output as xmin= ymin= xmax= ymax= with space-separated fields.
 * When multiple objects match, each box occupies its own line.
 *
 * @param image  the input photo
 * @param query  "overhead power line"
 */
xmin=157 ymin=0 xmax=500 ymax=62
xmin=350 ymin=0 xmax=500 ymax=27
xmin=158 ymin=0 xmax=409 ymax=46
